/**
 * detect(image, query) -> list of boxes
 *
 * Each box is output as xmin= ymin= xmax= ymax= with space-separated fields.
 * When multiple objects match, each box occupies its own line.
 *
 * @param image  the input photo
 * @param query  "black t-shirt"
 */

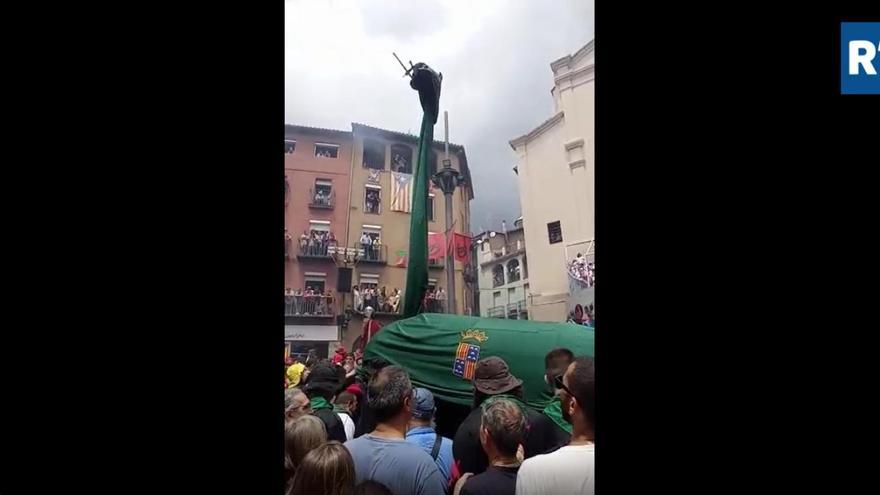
xmin=354 ymin=404 xmax=376 ymax=438
xmin=460 ymin=466 xmax=519 ymax=495
xmin=535 ymin=411 xmax=571 ymax=454
xmin=313 ymin=408 xmax=347 ymax=443
xmin=453 ymin=406 xmax=553 ymax=476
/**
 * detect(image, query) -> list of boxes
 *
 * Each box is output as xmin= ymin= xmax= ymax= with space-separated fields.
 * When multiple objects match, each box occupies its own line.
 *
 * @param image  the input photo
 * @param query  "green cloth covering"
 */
xmin=333 ymin=404 xmax=349 ymax=414
xmin=310 ymin=397 xmax=333 ymax=412
xmin=364 ymin=313 xmax=594 ymax=410
xmin=402 ymin=110 xmax=434 ymax=316
xmin=403 ymin=65 xmax=441 ymax=317
xmin=542 ymin=396 xmax=573 ymax=435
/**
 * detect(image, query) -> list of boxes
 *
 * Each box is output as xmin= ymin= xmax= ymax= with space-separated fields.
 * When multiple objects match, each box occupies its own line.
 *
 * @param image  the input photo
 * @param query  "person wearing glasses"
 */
xmin=540 ymin=348 xmax=576 ymax=453
xmin=515 ymin=356 xmax=595 ymax=495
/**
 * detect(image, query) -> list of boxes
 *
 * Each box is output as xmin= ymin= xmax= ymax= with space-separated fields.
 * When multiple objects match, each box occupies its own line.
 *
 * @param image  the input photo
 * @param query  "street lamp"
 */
xmin=431 ymin=111 xmax=466 ymax=314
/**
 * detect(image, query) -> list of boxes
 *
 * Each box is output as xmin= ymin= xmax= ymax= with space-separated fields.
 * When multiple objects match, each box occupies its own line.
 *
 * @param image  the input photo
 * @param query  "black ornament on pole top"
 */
xmin=394 ymin=52 xmax=443 ymax=123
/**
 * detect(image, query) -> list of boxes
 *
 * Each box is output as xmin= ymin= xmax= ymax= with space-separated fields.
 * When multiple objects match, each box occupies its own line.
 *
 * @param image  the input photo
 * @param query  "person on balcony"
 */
xmin=423 ymin=288 xmax=435 ymax=313
xmin=293 ymin=288 xmax=303 ymax=315
xmin=363 ymin=288 xmax=375 ymax=311
xmin=317 ymin=291 xmax=328 ymax=315
xmin=360 ymin=233 xmax=371 ymax=259
xmin=304 ymin=287 xmax=315 ymax=315
xmin=388 ymin=289 xmax=400 ymax=314
xmin=285 ymin=287 xmax=294 ymax=314
xmin=325 ymin=290 xmax=334 ymax=315
xmin=372 ymin=237 xmax=381 ymax=261
xmin=307 ymin=234 xmax=317 ymax=256
xmin=378 ymin=287 xmax=388 ymax=313
xmin=354 ymin=286 xmax=363 ymax=313
xmin=300 ymin=231 xmax=309 ymax=251
xmin=435 ymin=287 xmax=446 ymax=312
xmin=328 ymin=232 xmax=338 ymax=248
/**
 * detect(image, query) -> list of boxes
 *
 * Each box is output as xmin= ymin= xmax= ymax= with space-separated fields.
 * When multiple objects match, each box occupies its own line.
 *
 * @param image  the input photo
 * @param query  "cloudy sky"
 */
xmin=285 ymin=0 xmax=594 ymax=233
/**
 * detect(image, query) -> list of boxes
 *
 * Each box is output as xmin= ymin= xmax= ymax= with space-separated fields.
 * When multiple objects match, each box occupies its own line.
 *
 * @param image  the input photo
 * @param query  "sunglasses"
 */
xmin=552 ymin=374 xmax=577 ymax=400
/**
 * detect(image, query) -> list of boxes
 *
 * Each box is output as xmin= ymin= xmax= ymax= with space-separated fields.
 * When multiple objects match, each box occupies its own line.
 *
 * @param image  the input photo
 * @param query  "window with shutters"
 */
xmin=547 ymin=221 xmax=563 ymax=244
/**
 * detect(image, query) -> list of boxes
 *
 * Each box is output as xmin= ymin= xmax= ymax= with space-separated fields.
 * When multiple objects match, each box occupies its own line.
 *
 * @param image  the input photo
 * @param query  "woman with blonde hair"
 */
xmin=289 ymin=441 xmax=355 ymax=495
xmin=284 ymin=415 xmax=327 ymax=487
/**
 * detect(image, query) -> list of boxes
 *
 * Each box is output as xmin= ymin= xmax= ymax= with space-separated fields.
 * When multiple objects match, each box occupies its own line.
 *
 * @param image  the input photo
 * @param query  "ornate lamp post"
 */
xmin=432 ymin=111 xmax=465 ymax=314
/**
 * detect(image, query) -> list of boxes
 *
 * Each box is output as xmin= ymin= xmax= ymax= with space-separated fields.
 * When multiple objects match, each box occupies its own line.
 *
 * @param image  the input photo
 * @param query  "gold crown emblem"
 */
xmin=460 ymin=329 xmax=488 ymax=343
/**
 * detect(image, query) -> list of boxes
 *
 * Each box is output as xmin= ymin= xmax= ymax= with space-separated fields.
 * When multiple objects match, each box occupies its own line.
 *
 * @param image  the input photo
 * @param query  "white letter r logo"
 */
xmin=849 ymin=40 xmax=878 ymax=75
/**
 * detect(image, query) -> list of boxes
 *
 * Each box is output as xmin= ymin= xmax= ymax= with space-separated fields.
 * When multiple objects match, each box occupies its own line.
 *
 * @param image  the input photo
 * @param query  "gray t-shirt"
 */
xmin=344 ymin=434 xmax=446 ymax=495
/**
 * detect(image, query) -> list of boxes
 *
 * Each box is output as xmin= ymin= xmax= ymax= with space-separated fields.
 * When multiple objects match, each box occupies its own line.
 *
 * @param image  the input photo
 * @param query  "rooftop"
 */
xmin=285 ymin=121 xmax=474 ymax=200
xmin=352 ymin=122 xmax=465 ymax=151
xmin=284 ymin=124 xmax=352 ymax=138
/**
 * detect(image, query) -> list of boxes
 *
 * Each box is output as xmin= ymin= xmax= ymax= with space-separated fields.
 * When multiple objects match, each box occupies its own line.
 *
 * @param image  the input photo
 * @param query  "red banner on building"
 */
xmin=428 ymin=233 xmax=446 ymax=261
xmin=452 ymin=233 xmax=471 ymax=264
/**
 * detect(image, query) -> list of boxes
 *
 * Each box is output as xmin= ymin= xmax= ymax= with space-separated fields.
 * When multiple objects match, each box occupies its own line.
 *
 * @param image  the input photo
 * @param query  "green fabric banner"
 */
xmin=402 ymin=113 xmax=432 ymax=317
xmin=403 ymin=63 xmax=442 ymax=317
xmin=364 ymin=314 xmax=594 ymax=410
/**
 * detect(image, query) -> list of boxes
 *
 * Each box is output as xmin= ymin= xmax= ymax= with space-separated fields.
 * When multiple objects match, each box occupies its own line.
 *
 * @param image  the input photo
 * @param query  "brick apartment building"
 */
xmin=284 ymin=123 xmax=473 ymax=358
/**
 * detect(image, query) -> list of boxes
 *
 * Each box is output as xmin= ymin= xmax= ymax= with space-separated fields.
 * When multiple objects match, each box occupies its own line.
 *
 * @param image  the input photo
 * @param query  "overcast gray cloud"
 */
xmin=286 ymin=0 xmax=594 ymax=233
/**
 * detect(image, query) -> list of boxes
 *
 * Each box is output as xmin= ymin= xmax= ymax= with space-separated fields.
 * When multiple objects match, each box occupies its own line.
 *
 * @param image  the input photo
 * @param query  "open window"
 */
xmin=357 ymin=274 xmax=380 ymax=312
xmin=315 ymin=143 xmax=339 ymax=158
xmin=427 ymin=193 xmax=435 ymax=221
xmin=299 ymin=220 xmax=331 ymax=257
xmin=507 ymin=259 xmax=521 ymax=283
xmin=492 ymin=264 xmax=505 ymax=288
xmin=303 ymin=277 xmax=326 ymax=294
xmin=358 ymin=225 xmax=383 ymax=263
xmin=364 ymin=185 xmax=381 ymax=214
xmin=363 ymin=139 xmax=386 ymax=169
xmin=390 ymin=144 xmax=413 ymax=174
xmin=312 ymin=179 xmax=332 ymax=207
xmin=284 ymin=139 xmax=296 ymax=154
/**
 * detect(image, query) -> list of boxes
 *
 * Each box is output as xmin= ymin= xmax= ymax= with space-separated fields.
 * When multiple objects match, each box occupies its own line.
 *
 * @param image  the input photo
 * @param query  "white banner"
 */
xmin=284 ymin=325 xmax=339 ymax=341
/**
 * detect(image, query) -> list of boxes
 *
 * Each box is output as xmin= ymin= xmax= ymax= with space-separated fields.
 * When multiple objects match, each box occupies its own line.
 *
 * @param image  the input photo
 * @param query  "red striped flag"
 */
xmin=464 ymin=360 xmax=476 ymax=380
xmin=456 ymin=342 xmax=469 ymax=360
xmin=391 ymin=171 xmax=413 ymax=212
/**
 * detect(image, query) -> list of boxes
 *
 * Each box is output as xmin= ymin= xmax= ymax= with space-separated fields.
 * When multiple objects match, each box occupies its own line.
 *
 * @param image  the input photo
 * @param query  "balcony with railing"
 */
xmin=424 ymin=298 xmax=446 ymax=313
xmin=297 ymin=240 xmax=336 ymax=260
xmin=284 ymin=295 xmax=336 ymax=317
xmin=487 ymin=300 xmax=528 ymax=320
xmin=308 ymin=189 xmax=334 ymax=209
xmin=355 ymin=243 xmax=387 ymax=264
xmin=428 ymin=258 xmax=445 ymax=269
xmin=487 ymin=306 xmax=506 ymax=318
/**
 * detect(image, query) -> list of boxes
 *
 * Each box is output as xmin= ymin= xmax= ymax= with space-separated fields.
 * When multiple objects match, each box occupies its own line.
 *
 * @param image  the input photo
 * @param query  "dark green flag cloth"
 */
xmin=542 ymin=396 xmax=574 ymax=434
xmin=310 ymin=397 xmax=333 ymax=412
xmin=364 ymin=313 xmax=594 ymax=410
xmin=403 ymin=63 xmax=442 ymax=318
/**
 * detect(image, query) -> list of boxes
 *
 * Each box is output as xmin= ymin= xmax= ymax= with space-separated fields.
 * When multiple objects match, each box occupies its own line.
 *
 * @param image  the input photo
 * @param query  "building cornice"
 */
xmin=554 ymin=64 xmax=595 ymax=88
xmin=509 ymin=111 xmax=564 ymax=150
xmin=550 ymin=40 xmax=595 ymax=73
